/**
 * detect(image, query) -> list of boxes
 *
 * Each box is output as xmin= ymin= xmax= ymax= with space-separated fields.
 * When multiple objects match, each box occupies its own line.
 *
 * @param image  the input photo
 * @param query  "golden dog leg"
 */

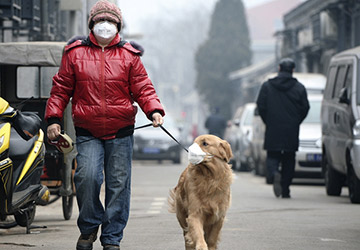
xmin=187 ymin=215 xmax=208 ymax=250
xmin=205 ymin=218 xmax=225 ymax=250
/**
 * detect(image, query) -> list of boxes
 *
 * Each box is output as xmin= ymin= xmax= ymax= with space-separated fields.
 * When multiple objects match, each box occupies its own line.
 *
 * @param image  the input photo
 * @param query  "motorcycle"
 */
xmin=0 ymin=97 xmax=49 ymax=233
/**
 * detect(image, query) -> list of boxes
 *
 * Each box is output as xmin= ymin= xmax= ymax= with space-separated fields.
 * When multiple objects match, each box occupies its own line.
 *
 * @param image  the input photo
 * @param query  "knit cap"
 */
xmin=88 ymin=0 xmax=123 ymax=31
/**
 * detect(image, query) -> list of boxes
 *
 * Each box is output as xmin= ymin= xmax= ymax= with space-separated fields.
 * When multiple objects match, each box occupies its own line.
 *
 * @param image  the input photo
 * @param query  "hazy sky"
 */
xmin=118 ymin=0 xmax=273 ymax=33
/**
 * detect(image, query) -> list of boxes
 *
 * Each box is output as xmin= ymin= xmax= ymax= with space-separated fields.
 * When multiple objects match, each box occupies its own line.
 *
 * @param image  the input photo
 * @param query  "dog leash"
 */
xmin=159 ymin=124 xmax=188 ymax=153
xmin=52 ymin=123 xmax=189 ymax=154
xmin=74 ymin=123 xmax=153 ymax=145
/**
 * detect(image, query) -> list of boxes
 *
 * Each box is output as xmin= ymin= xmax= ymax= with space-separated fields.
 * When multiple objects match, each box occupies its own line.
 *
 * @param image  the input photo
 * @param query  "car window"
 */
xmin=344 ymin=64 xmax=353 ymax=101
xmin=303 ymin=100 xmax=321 ymax=124
xmin=135 ymin=111 xmax=175 ymax=128
xmin=332 ymin=65 xmax=347 ymax=98
xmin=243 ymin=107 xmax=254 ymax=126
xmin=324 ymin=66 xmax=337 ymax=99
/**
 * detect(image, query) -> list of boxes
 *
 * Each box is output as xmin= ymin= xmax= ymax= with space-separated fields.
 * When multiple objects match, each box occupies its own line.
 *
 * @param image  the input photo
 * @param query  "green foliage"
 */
xmin=195 ymin=0 xmax=252 ymax=119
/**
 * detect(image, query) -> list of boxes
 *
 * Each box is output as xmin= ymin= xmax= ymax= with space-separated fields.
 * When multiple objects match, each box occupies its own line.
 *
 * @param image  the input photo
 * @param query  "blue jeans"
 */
xmin=74 ymin=135 xmax=133 ymax=246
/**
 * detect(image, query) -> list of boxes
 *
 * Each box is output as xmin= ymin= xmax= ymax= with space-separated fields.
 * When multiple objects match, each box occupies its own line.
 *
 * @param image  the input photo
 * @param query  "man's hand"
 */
xmin=47 ymin=123 xmax=61 ymax=140
xmin=152 ymin=112 xmax=164 ymax=127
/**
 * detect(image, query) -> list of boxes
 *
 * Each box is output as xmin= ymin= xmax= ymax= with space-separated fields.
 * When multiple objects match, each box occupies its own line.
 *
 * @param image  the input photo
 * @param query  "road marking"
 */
xmin=319 ymin=238 xmax=346 ymax=243
xmin=146 ymin=197 xmax=166 ymax=214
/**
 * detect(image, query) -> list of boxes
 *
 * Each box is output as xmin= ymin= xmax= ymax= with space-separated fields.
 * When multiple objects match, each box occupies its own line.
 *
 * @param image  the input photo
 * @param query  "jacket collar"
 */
xmin=89 ymin=32 xmax=121 ymax=48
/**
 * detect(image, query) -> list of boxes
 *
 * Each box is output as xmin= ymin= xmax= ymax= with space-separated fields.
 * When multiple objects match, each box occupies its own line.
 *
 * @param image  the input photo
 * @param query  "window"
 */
xmin=16 ymin=66 xmax=58 ymax=99
xmin=332 ymin=65 xmax=347 ymax=98
xmin=324 ymin=66 xmax=337 ymax=99
xmin=17 ymin=67 xmax=39 ymax=98
xmin=40 ymin=67 xmax=58 ymax=98
xmin=344 ymin=64 xmax=353 ymax=101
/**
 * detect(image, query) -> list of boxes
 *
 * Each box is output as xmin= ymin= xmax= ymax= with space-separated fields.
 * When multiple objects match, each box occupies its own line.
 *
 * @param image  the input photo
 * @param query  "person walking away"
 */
xmin=256 ymin=58 xmax=309 ymax=198
xmin=45 ymin=1 xmax=165 ymax=249
xmin=205 ymin=107 xmax=227 ymax=138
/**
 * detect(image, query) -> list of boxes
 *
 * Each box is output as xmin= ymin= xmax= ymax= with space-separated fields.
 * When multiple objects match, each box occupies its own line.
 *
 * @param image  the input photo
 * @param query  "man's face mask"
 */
xmin=188 ymin=143 xmax=213 ymax=165
xmin=93 ymin=21 xmax=118 ymax=40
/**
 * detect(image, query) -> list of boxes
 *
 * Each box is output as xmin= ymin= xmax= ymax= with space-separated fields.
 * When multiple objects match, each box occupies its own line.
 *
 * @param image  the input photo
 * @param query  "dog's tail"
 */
xmin=168 ymin=188 xmax=176 ymax=213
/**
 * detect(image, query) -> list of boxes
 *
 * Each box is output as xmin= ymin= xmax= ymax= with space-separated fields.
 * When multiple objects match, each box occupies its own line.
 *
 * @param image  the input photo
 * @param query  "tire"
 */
xmin=14 ymin=205 xmax=36 ymax=227
xmin=347 ymin=157 xmax=360 ymax=204
xmin=323 ymin=153 xmax=344 ymax=196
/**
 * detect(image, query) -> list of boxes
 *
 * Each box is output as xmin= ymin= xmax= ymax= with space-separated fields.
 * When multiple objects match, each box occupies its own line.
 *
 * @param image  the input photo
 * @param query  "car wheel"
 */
xmin=173 ymin=157 xmax=181 ymax=164
xmin=347 ymin=156 xmax=360 ymax=204
xmin=323 ymin=153 xmax=344 ymax=196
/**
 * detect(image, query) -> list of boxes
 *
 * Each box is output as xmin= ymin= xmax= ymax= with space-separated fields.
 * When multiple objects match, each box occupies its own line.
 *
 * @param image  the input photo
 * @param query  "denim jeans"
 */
xmin=266 ymin=150 xmax=295 ymax=196
xmin=74 ymin=135 xmax=133 ymax=246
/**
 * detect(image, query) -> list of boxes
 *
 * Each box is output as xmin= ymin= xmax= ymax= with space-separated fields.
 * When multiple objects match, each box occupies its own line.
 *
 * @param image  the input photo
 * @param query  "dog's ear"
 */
xmin=219 ymin=140 xmax=233 ymax=162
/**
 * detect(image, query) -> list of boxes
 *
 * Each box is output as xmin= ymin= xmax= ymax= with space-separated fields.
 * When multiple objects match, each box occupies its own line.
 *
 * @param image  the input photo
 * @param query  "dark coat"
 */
xmin=256 ymin=72 xmax=310 ymax=151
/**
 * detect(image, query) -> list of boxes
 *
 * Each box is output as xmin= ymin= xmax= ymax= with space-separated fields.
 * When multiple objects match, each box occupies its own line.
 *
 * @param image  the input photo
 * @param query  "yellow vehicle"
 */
xmin=0 ymin=42 xmax=77 ymax=230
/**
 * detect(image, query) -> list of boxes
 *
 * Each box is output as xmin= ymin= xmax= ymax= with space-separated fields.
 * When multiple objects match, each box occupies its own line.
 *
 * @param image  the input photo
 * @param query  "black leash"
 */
xmin=159 ymin=124 xmax=188 ymax=153
xmin=73 ymin=123 xmax=189 ymax=153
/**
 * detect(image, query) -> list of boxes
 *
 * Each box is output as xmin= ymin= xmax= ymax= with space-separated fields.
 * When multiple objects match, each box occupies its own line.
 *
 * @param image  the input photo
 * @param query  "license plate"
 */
xmin=143 ymin=147 xmax=160 ymax=154
xmin=306 ymin=153 xmax=322 ymax=162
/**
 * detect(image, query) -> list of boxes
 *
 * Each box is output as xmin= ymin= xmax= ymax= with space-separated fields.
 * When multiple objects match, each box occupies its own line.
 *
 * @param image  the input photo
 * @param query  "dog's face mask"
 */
xmin=188 ymin=143 xmax=212 ymax=165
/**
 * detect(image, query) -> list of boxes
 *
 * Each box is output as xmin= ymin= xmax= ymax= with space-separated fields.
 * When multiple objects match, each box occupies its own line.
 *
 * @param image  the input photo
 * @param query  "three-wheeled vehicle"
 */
xmin=0 ymin=42 xmax=76 ymax=231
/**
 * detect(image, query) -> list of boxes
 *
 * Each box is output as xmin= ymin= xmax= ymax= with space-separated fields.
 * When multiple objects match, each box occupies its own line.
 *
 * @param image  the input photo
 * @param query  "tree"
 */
xmin=195 ymin=0 xmax=252 ymax=119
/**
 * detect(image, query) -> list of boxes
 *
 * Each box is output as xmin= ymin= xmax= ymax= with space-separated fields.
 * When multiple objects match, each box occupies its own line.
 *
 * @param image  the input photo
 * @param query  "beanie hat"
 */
xmin=88 ymin=0 xmax=122 ymax=31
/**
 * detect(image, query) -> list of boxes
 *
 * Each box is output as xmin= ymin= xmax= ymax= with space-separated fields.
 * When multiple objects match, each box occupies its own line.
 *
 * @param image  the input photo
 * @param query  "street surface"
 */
xmin=1 ymin=157 xmax=360 ymax=250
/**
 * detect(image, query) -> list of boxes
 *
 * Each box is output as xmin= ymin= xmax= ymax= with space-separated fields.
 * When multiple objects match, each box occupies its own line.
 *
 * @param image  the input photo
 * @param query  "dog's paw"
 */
xmin=196 ymin=244 xmax=208 ymax=250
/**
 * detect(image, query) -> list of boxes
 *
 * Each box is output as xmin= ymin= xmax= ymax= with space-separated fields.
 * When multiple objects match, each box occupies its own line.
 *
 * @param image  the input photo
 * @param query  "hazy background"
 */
xmin=114 ymin=0 xmax=302 ymax=138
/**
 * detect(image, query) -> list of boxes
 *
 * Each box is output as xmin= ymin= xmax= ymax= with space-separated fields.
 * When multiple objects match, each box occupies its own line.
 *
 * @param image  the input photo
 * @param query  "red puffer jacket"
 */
xmin=45 ymin=33 xmax=165 ymax=139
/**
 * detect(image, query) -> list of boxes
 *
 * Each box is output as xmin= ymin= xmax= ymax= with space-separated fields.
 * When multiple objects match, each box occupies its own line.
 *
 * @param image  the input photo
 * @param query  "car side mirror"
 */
xmin=234 ymin=119 xmax=240 ymax=127
xmin=339 ymin=87 xmax=350 ymax=105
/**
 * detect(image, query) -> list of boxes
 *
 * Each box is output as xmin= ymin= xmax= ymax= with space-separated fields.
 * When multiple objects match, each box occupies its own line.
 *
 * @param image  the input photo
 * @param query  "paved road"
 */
xmin=1 ymin=160 xmax=360 ymax=250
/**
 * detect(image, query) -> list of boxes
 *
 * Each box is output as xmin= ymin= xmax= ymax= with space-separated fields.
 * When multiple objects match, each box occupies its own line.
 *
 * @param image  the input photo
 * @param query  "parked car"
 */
xmin=224 ymin=106 xmax=244 ymax=169
xmin=232 ymin=103 xmax=256 ymax=171
xmin=251 ymin=73 xmax=326 ymax=182
xmin=321 ymin=46 xmax=360 ymax=203
xmin=294 ymin=94 xmax=323 ymax=178
xmin=133 ymin=111 xmax=182 ymax=164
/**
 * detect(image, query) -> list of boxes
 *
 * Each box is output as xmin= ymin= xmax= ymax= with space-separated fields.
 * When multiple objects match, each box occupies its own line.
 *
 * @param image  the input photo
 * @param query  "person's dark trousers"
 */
xmin=266 ymin=151 xmax=296 ymax=196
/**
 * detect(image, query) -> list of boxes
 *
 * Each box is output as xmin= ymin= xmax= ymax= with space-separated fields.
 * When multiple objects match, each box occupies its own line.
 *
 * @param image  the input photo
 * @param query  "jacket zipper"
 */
xmin=100 ymin=47 xmax=106 ymax=136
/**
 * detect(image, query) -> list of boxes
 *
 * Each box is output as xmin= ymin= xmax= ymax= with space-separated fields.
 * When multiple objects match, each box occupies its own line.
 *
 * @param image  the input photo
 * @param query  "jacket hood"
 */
xmin=269 ymin=71 xmax=297 ymax=91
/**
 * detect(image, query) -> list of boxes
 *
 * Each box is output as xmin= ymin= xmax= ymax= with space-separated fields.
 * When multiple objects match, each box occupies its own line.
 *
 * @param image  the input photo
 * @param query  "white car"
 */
xmin=295 ymin=94 xmax=323 ymax=178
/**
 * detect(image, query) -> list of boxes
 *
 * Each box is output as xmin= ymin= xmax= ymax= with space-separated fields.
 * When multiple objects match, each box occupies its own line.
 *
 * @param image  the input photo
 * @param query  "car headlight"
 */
xmin=315 ymin=138 xmax=321 ymax=148
xmin=353 ymin=120 xmax=360 ymax=138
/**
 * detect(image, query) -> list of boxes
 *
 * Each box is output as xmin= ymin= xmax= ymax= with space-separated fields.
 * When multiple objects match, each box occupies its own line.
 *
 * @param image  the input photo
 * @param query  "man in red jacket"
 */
xmin=45 ymin=1 xmax=164 ymax=250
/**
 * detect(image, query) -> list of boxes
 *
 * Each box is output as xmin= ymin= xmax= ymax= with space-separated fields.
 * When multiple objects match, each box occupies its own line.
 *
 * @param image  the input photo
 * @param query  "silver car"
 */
xmin=295 ymin=94 xmax=323 ymax=178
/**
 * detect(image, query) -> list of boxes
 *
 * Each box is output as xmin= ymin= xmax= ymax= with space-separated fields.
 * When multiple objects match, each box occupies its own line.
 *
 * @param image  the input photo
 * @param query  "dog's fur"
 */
xmin=169 ymin=134 xmax=233 ymax=250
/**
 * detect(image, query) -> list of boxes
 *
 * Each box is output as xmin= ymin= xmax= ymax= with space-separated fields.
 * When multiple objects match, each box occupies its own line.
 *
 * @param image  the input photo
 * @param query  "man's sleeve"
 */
xmin=256 ymin=83 xmax=268 ymax=124
xmin=300 ymin=87 xmax=310 ymax=123
xmin=45 ymin=51 xmax=75 ymax=123
xmin=129 ymin=56 xmax=165 ymax=119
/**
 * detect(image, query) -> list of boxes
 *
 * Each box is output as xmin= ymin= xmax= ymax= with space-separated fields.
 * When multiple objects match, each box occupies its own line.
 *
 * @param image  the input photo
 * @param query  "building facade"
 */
xmin=277 ymin=0 xmax=360 ymax=74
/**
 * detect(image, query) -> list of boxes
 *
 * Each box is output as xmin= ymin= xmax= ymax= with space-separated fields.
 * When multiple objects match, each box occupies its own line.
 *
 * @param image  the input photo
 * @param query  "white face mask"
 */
xmin=188 ymin=143 xmax=212 ymax=165
xmin=93 ymin=21 xmax=118 ymax=40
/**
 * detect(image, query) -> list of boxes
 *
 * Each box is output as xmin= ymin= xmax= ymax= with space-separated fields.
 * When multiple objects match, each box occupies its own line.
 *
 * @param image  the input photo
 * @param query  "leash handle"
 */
xmin=159 ymin=124 xmax=188 ymax=153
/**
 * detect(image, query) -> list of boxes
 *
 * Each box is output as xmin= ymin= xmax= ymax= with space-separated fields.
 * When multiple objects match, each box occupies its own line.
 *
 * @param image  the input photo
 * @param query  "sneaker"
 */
xmin=273 ymin=172 xmax=282 ymax=198
xmin=103 ymin=245 xmax=120 ymax=250
xmin=76 ymin=228 xmax=98 ymax=250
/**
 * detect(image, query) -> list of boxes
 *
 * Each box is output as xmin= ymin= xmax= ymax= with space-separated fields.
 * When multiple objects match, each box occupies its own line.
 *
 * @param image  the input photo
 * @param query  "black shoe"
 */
xmin=282 ymin=194 xmax=291 ymax=198
xmin=76 ymin=228 xmax=98 ymax=250
xmin=103 ymin=245 xmax=120 ymax=250
xmin=273 ymin=172 xmax=282 ymax=198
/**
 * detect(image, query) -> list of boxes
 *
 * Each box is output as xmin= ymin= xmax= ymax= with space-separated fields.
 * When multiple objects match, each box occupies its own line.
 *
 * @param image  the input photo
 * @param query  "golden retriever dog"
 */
xmin=169 ymin=134 xmax=233 ymax=250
